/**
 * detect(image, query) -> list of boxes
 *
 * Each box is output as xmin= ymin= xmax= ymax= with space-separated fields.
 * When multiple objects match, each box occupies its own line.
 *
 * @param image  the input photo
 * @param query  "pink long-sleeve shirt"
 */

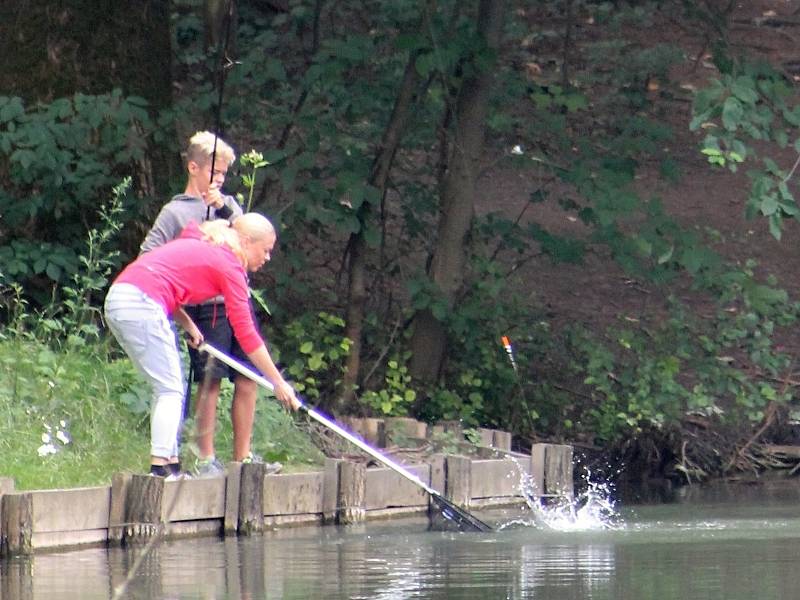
xmin=114 ymin=222 xmax=262 ymax=353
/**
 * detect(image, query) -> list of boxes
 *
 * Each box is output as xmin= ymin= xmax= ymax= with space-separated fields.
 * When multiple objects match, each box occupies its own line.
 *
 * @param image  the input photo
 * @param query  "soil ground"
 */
xmin=478 ymin=0 xmax=800 ymax=357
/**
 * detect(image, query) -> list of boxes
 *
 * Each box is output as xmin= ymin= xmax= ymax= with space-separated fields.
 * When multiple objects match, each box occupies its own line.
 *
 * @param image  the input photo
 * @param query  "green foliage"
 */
xmin=61 ymin=178 xmax=130 ymax=344
xmin=0 ymin=92 xmax=152 ymax=302
xmin=691 ymin=59 xmax=800 ymax=238
xmin=566 ymin=273 xmax=798 ymax=442
xmin=0 ymin=340 xmax=151 ymax=490
xmin=0 ymin=277 xmax=151 ymax=488
xmin=277 ymin=312 xmax=352 ymax=401
xmin=3 ymin=0 xmax=799 ymax=476
xmin=238 ymin=149 xmax=271 ymax=212
xmin=412 ymin=245 xmax=552 ymax=433
xmin=361 ymin=354 xmax=417 ymax=415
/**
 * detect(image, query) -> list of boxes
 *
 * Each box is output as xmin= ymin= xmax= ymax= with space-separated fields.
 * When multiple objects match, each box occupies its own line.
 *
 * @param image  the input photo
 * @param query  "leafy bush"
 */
xmin=0 ymin=92 xmax=152 ymax=303
xmin=275 ymin=311 xmax=352 ymax=401
xmin=361 ymin=355 xmax=417 ymax=415
xmin=565 ymin=271 xmax=798 ymax=442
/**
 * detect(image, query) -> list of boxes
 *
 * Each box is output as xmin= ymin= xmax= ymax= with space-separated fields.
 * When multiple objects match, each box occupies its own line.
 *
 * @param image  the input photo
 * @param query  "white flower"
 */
xmin=37 ymin=443 xmax=58 ymax=457
xmin=511 ymin=145 xmax=524 ymax=155
xmin=41 ymin=432 xmax=51 ymax=444
xmin=56 ymin=430 xmax=71 ymax=445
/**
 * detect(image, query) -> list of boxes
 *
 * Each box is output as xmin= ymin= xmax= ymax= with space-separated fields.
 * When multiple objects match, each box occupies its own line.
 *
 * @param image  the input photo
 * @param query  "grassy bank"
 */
xmin=0 ymin=336 xmax=325 ymax=491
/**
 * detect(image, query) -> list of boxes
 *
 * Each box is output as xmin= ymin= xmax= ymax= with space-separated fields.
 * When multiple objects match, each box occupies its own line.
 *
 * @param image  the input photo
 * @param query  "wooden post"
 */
xmin=322 ymin=458 xmax=342 ymax=525
xmin=385 ymin=417 xmax=427 ymax=443
xmin=442 ymin=420 xmax=463 ymax=437
xmin=365 ymin=418 xmax=386 ymax=447
xmin=124 ymin=474 xmax=164 ymax=542
xmin=531 ymin=443 xmax=574 ymax=499
xmin=493 ymin=430 xmax=512 ymax=452
xmin=340 ymin=417 xmax=386 ymax=447
xmin=0 ymin=477 xmax=14 ymax=556
xmin=337 ymin=460 xmax=366 ymax=524
xmin=444 ymin=455 xmax=472 ymax=507
xmin=108 ymin=472 xmax=132 ymax=546
xmin=1 ymin=492 xmax=33 ymax=556
xmin=429 ymin=454 xmax=446 ymax=494
xmin=224 ymin=462 xmax=243 ymax=536
xmin=478 ymin=427 xmax=495 ymax=447
xmin=238 ymin=462 xmax=266 ymax=535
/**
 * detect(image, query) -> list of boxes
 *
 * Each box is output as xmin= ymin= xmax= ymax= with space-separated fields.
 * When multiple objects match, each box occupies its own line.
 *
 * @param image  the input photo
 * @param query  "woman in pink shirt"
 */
xmin=104 ymin=214 xmax=299 ymax=478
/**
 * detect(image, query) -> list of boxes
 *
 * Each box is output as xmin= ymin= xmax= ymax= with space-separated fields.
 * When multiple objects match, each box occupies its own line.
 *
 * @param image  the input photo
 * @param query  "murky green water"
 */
xmin=3 ymin=480 xmax=800 ymax=599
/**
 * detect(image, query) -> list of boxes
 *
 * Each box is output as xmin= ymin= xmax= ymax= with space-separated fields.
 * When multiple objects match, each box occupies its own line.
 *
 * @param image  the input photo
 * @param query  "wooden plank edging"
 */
xmin=0 ymin=442 xmax=573 ymax=555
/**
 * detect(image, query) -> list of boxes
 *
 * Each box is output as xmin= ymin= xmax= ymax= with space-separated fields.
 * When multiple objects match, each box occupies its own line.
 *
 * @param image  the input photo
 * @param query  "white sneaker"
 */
xmin=195 ymin=457 xmax=226 ymax=478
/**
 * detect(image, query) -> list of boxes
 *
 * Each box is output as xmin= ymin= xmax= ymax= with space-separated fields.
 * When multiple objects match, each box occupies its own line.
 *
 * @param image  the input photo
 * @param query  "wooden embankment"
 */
xmin=0 ymin=419 xmax=573 ymax=557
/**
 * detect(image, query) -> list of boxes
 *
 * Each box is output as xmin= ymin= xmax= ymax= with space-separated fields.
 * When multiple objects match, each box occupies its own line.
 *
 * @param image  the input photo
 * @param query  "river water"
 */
xmin=2 ymin=479 xmax=799 ymax=599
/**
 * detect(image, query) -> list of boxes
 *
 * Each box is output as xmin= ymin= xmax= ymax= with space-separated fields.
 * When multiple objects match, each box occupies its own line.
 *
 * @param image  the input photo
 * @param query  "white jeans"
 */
xmin=104 ymin=283 xmax=183 ymax=459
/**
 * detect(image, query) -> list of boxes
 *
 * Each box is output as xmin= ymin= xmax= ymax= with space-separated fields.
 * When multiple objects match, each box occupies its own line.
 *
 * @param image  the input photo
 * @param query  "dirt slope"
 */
xmin=478 ymin=1 xmax=800 ymax=350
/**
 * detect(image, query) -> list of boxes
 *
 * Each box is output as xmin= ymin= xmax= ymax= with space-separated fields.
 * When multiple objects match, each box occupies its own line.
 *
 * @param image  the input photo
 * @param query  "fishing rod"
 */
xmin=206 ymin=0 xmax=236 ymax=221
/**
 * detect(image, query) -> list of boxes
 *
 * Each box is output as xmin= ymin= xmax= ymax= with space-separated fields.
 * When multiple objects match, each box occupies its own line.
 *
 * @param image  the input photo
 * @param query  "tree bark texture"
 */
xmin=409 ymin=0 xmax=506 ymax=384
xmin=333 ymin=44 xmax=428 ymax=412
xmin=0 ymin=0 xmax=172 ymax=108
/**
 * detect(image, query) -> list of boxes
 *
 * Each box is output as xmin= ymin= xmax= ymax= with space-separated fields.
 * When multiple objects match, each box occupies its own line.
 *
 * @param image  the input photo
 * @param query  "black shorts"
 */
xmin=185 ymin=301 xmax=261 ymax=382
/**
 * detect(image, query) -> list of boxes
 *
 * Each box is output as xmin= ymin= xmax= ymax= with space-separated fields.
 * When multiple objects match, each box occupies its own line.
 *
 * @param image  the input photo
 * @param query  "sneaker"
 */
xmin=149 ymin=464 xmax=170 ymax=478
xmin=194 ymin=457 xmax=226 ymax=478
xmin=150 ymin=464 xmax=193 ymax=480
xmin=242 ymin=452 xmax=282 ymax=474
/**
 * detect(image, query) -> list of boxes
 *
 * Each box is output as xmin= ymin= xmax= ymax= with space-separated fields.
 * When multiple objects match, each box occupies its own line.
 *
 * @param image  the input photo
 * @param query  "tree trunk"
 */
xmin=408 ymin=0 xmax=506 ymax=384
xmin=332 ymin=47 xmax=428 ymax=413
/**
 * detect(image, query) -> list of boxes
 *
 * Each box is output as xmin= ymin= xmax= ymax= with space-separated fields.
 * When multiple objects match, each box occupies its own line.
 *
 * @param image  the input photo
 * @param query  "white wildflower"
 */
xmin=37 ymin=443 xmax=58 ymax=457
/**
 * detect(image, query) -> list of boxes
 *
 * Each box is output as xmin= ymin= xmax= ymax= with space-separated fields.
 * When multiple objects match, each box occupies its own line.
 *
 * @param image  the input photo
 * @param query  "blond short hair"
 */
xmin=186 ymin=131 xmax=236 ymax=167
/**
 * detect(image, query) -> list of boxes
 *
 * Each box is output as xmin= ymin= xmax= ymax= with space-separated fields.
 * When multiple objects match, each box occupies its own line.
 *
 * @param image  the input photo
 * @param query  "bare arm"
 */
xmin=247 ymin=344 xmax=300 ymax=411
xmin=173 ymin=307 xmax=203 ymax=348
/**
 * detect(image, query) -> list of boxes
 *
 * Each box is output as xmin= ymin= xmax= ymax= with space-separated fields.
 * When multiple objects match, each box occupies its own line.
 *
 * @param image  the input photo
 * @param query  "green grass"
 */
xmin=0 ymin=337 xmax=326 ymax=491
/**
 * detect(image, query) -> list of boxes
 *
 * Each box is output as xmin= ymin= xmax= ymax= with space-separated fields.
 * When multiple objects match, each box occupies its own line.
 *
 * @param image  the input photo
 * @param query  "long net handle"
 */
xmin=198 ymin=343 xmax=438 ymax=495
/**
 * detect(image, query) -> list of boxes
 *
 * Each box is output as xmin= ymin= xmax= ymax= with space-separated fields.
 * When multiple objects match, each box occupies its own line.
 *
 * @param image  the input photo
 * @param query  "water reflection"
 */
xmin=3 ymin=481 xmax=800 ymax=599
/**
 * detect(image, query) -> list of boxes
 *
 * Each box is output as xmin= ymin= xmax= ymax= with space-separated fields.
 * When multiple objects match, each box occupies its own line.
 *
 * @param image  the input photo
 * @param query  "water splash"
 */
xmin=499 ymin=458 xmax=622 ymax=532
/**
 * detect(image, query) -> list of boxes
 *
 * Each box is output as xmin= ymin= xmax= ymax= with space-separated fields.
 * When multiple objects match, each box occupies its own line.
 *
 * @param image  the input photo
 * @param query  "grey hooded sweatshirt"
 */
xmin=139 ymin=193 xmax=243 ymax=255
